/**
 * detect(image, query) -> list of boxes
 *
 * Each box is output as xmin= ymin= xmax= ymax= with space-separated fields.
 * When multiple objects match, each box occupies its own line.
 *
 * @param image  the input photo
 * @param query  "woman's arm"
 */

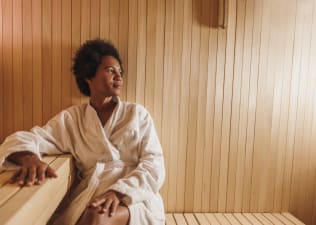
xmin=0 ymin=108 xmax=76 ymax=185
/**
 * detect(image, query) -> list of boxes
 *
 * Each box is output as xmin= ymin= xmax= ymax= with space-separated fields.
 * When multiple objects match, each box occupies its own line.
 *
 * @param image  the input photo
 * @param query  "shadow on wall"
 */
xmin=193 ymin=0 xmax=223 ymax=28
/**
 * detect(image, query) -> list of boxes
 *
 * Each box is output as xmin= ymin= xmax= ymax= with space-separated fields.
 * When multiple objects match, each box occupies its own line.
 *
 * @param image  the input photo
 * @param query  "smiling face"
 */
xmin=86 ymin=55 xmax=123 ymax=98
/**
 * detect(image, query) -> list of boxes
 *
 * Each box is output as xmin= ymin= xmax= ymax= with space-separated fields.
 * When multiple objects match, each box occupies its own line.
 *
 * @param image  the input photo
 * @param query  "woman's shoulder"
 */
xmin=50 ymin=104 xmax=88 ymax=121
xmin=121 ymin=101 xmax=150 ymax=116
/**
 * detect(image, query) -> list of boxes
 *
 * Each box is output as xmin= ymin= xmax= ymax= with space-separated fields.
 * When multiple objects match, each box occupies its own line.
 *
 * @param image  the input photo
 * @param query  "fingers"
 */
xmin=15 ymin=167 xmax=28 ymax=186
xmin=89 ymin=197 xmax=106 ymax=208
xmin=25 ymin=166 xmax=37 ymax=186
xmin=46 ymin=166 xmax=58 ymax=178
xmin=89 ymin=191 xmax=121 ymax=216
xmin=109 ymin=198 xmax=119 ymax=216
xmin=36 ymin=166 xmax=46 ymax=184
xmin=9 ymin=163 xmax=57 ymax=187
xmin=9 ymin=169 xmax=21 ymax=183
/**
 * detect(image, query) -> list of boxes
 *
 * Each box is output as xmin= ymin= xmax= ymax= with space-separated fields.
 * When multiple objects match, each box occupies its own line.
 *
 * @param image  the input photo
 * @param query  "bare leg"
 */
xmin=76 ymin=205 xmax=130 ymax=225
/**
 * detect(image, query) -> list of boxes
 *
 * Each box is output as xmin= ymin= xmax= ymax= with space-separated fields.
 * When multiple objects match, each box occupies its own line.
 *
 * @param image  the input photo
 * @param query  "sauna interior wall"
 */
xmin=0 ymin=0 xmax=315 ymax=224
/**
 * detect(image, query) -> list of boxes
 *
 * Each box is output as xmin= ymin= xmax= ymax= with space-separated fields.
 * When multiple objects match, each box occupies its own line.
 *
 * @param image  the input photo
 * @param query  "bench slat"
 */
xmin=263 ymin=213 xmax=284 ymax=225
xmin=253 ymin=213 xmax=274 ymax=225
xmin=195 ymin=213 xmax=210 ymax=225
xmin=273 ymin=213 xmax=295 ymax=225
xmin=174 ymin=213 xmax=188 ymax=225
xmin=224 ymin=213 xmax=242 ymax=225
xmin=282 ymin=212 xmax=305 ymax=225
xmin=233 ymin=213 xmax=252 ymax=225
xmin=243 ymin=213 xmax=263 ymax=225
xmin=184 ymin=213 xmax=199 ymax=225
xmin=205 ymin=213 xmax=221 ymax=225
xmin=0 ymin=171 xmax=15 ymax=186
xmin=166 ymin=213 xmax=305 ymax=225
xmin=214 ymin=213 xmax=231 ymax=225
xmin=165 ymin=214 xmax=177 ymax=225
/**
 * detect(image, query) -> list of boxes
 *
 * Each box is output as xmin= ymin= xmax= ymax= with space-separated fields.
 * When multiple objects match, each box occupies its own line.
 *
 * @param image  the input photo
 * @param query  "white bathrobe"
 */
xmin=0 ymin=98 xmax=165 ymax=225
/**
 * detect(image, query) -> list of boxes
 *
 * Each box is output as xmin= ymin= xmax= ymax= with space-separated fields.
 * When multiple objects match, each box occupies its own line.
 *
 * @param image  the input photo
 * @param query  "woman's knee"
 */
xmin=76 ymin=205 xmax=129 ymax=225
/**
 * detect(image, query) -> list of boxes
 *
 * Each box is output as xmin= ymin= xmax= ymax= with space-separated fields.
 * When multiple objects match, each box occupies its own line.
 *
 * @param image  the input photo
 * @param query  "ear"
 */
xmin=85 ymin=78 xmax=92 ymax=85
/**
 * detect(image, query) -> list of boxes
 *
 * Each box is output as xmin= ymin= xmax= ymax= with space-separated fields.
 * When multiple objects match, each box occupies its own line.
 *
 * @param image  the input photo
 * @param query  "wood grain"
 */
xmin=0 ymin=0 xmax=315 ymax=224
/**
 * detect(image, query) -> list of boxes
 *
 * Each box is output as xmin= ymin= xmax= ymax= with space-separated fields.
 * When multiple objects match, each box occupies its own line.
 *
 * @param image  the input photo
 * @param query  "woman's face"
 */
xmin=87 ymin=55 xmax=123 ymax=98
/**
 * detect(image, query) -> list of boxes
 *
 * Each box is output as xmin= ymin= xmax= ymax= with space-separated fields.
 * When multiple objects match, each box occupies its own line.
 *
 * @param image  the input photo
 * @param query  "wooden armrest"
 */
xmin=0 ymin=155 xmax=74 ymax=225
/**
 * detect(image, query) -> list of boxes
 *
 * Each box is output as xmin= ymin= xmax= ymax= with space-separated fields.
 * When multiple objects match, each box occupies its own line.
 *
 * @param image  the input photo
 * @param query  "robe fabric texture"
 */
xmin=0 ymin=98 xmax=165 ymax=225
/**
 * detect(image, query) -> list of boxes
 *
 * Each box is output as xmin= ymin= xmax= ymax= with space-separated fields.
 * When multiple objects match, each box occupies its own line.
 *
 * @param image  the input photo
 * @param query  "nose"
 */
xmin=114 ymin=71 xmax=123 ymax=80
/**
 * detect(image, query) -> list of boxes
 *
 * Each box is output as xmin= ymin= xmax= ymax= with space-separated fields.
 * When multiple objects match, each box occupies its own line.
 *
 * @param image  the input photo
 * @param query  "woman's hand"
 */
xmin=8 ymin=151 xmax=57 ymax=186
xmin=88 ymin=190 xmax=125 ymax=216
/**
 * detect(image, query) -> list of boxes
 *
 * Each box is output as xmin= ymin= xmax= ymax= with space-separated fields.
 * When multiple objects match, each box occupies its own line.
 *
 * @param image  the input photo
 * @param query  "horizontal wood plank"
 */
xmin=166 ymin=213 xmax=305 ymax=225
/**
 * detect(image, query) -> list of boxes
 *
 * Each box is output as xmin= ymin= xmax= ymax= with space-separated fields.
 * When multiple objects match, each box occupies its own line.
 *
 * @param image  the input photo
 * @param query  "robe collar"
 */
xmin=84 ymin=96 xmax=122 ymax=137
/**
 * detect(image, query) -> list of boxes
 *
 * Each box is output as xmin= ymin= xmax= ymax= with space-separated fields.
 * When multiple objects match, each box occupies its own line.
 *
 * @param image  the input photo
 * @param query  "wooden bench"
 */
xmin=0 ymin=155 xmax=74 ymax=225
xmin=0 ymin=155 xmax=306 ymax=225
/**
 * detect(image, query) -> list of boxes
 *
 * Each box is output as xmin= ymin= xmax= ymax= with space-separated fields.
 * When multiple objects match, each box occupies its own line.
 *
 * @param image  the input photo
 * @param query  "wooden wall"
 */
xmin=0 ymin=0 xmax=316 ymax=224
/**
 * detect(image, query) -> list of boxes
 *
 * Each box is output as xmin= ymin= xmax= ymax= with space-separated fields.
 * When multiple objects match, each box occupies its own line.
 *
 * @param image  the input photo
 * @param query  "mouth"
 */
xmin=113 ymin=83 xmax=122 ymax=89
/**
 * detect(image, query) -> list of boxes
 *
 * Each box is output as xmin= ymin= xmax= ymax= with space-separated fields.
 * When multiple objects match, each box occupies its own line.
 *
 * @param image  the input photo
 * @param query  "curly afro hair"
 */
xmin=72 ymin=39 xmax=123 ymax=96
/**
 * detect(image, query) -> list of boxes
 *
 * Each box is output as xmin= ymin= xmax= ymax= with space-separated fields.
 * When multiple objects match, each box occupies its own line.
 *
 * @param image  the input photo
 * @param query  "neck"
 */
xmin=89 ymin=96 xmax=114 ymax=112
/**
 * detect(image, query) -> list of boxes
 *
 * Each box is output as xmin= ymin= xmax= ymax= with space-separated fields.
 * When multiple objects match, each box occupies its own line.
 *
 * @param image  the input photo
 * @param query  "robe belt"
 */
xmin=102 ymin=159 xmax=137 ymax=170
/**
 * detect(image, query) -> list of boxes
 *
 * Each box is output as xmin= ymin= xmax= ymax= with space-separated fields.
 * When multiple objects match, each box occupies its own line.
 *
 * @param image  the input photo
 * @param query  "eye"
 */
xmin=105 ymin=67 xmax=115 ymax=73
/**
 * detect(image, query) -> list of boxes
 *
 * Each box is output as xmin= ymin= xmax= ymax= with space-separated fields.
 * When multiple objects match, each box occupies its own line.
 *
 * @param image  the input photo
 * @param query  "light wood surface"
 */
xmin=0 ymin=155 xmax=74 ymax=225
xmin=0 ymin=0 xmax=316 ymax=224
xmin=165 ymin=213 xmax=305 ymax=225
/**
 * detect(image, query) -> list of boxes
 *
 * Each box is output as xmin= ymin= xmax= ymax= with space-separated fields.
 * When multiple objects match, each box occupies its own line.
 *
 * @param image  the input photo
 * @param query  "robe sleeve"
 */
xmin=106 ymin=108 xmax=165 ymax=204
xmin=0 ymin=110 xmax=74 ymax=170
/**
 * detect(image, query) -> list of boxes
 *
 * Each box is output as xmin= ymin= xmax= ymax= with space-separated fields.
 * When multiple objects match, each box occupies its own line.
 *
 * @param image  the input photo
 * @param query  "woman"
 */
xmin=0 ymin=39 xmax=165 ymax=225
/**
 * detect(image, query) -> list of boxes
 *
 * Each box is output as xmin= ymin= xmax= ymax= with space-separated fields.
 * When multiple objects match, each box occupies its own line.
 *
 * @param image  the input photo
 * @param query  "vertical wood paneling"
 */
xmin=162 ymin=0 xmax=174 ymax=210
xmin=12 ymin=0 xmax=23 ymax=131
xmin=202 ymin=0 xmax=218 ymax=212
xmin=242 ymin=0 xmax=262 ymax=212
xmin=152 ymin=0 xmax=164 ymax=139
xmin=99 ymin=0 xmax=109 ymax=39
xmin=234 ymin=0 xmax=253 ymax=212
xmin=22 ymin=0 xmax=33 ymax=130
xmin=135 ymin=0 xmax=146 ymax=105
xmin=3 ymin=0 xmax=14 ymax=137
xmin=176 ymin=0 xmax=190 ymax=212
xmin=185 ymin=0 xmax=200 ymax=211
xmin=118 ymin=0 xmax=128 ymax=101
xmin=32 ymin=0 xmax=42 ymax=126
xmin=273 ymin=0 xmax=296 ymax=212
xmin=210 ymin=27 xmax=226 ymax=213
xmin=42 ymin=0 xmax=52 ymax=123
xmin=0 ymin=0 xmax=3 ymax=142
xmin=90 ymin=0 xmax=100 ymax=39
xmin=109 ymin=0 xmax=119 ymax=45
xmin=251 ymin=0 xmax=273 ymax=212
xmin=289 ymin=0 xmax=313 ymax=215
xmin=291 ymin=1 xmax=314 ymax=222
xmin=71 ymin=0 xmax=81 ymax=105
xmin=126 ymin=0 xmax=137 ymax=102
xmin=0 ymin=0 xmax=316 ymax=224
xmin=308 ymin=4 xmax=316 ymax=225
xmin=218 ymin=0 xmax=236 ymax=212
xmin=80 ymin=0 xmax=91 ymax=104
xmin=281 ymin=1 xmax=298 ymax=212
xmin=226 ymin=0 xmax=245 ymax=212
xmin=52 ymin=0 xmax=62 ymax=115
xmin=194 ymin=0 xmax=209 ymax=212
xmin=61 ymin=0 xmax=72 ymax=109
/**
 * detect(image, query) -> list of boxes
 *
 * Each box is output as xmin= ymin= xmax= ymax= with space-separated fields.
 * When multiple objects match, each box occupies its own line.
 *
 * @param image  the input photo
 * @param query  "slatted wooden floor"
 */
xmin=165 ymin=213 xmax=305 ymax=225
